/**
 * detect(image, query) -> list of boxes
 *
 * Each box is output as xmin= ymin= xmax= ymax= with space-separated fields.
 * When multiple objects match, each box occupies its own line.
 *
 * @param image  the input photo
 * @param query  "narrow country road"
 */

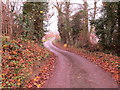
xmin=43 ymin=38 xmax=118 ymax=88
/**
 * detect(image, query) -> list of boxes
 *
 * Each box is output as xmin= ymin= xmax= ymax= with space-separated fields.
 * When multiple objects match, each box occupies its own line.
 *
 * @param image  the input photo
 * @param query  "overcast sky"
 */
xmin=2 ymin=0 xmax=102 ymax=34
xmin=47 ymin=0 xmax=102 ymax=34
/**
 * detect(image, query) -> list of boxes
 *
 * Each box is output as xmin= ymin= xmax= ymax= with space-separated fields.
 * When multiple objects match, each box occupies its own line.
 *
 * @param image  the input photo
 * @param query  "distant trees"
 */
xmin=55 ymin=0 xmax=89 ymax=47
xmin=71 ymin=11 xmax=85 ymax=47
xmin=55 ymin=1 xmax=119 ymax=56
xmin=71 ymin=11 xmax=82 ymax=45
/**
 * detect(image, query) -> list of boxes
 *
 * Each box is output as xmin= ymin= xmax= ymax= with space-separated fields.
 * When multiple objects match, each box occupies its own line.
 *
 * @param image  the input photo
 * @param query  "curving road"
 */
xmin=43 ymin=38 xmax=118 ymax=88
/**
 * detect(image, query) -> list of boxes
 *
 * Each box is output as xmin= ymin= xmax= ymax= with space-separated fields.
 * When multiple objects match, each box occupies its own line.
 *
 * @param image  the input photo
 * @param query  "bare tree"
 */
xmin=53 ymin=0 xmax=73 ymax=44
xmin=1 ymin=0 xmax=13 ymax=38
xmin=53 ymin=1 xmax=67 ymax=43
xmin=2 ymin=0 xmax=23 ymax=39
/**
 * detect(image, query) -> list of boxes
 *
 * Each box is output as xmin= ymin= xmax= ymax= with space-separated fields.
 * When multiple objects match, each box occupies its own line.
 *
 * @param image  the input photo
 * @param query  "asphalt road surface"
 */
xmin=43 ymin=38 xmax=118 ymax=88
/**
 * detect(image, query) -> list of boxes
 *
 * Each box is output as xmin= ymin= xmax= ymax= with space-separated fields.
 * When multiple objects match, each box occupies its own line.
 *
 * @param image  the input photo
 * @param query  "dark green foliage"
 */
xmin=22 ymin=2 xmax=48 ymax=43
xmin=91 ymin=2 xmax=120 ymax=56
xmin=71 ymin=11 xmax=83 ymax=36
xmin=71 ymin=11 xmax=84 ymax=44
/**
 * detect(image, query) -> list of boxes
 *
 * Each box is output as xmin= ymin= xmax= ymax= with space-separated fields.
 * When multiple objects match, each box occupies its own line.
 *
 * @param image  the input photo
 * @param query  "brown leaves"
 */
xmin=54 ymin=41 xmax=120 ymax=84
xmin=26 ymin=53 xmax=56 ymax=88
xmin=2 ymin=39 xmax=56 ymax=88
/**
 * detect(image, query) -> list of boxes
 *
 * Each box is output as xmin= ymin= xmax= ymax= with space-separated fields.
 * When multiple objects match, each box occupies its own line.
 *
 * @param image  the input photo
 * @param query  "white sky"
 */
xmin=47 ymin=0 xmax=102 ymax=34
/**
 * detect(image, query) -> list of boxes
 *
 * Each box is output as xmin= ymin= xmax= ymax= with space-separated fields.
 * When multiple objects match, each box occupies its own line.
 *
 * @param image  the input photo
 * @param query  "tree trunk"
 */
xmin=117 ymin=2 xmax=120 ymax=56
xmin=0 ymin=0 xmax=2 ymax=37
xmin=0 ymin=0 xmax=2 ymax=74
xmin=83 ymin=0 xmax=88 ymax=33
xmin=94 ymin=0 xmax=97 ymax=19
xmin=7 ymin=0 xmax=12 ymax=38
xmin=65 ymin=1 xmax=72 ymax=45
xmin=82 ymin=0 xmax=89 ymax=47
